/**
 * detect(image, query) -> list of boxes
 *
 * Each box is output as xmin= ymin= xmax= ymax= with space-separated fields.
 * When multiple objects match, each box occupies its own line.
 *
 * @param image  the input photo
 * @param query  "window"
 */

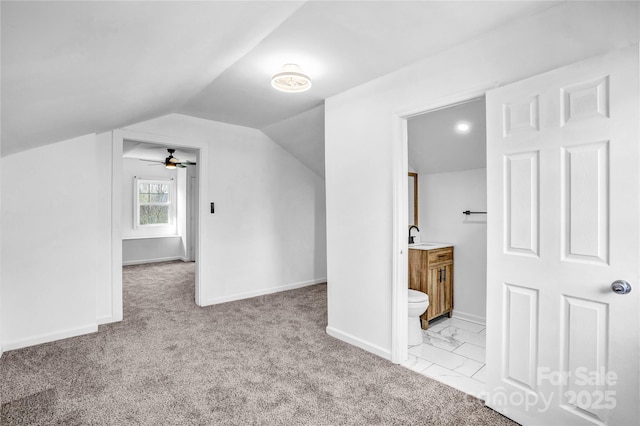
xmin=135 ymin=179 xmax=173 ymax=227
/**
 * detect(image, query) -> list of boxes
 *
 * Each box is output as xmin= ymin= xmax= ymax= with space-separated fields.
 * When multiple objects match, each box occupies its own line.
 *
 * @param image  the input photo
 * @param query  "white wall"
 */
xmin=324 ymin=2 xmax=639 ymax=359
xmin=121 ymin=157 xmax=188 ymax=265
xmin=1 ymin=134 xmax=111 ymax=350
xmin=419 ymin=169 xmax=487 ymax=324
xmin=122 ymin=237 xmax=185 ymax=266
xmin=122 ymin=114 xmax=327 ymax=305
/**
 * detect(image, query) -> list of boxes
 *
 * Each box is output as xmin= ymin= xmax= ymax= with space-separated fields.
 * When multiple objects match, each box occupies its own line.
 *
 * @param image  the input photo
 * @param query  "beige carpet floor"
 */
xmin=1 ymin=261 xmax=515 ymax=425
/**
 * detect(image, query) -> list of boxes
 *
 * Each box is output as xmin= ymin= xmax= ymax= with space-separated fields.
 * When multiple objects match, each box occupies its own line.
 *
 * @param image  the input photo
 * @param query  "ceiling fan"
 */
xmin=140 ymin=149 xmax=196 ymax=169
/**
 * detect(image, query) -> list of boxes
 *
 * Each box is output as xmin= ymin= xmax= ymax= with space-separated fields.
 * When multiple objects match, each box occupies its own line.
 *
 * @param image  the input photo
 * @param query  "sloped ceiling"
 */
xmin=1 ymin=1 xmax=561 ymax=166
xmin=261 ymin=105 xmax=325 ymax=177
xmin=179 ymin=1 xmax=559 ymax=129
xmin=1 ymin=1 xmax=304 ymax=155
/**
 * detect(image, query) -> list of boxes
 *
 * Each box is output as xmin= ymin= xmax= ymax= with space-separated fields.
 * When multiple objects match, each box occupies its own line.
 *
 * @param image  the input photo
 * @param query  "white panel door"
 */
xmin=486 ymin=46 xmax=639 ymax=426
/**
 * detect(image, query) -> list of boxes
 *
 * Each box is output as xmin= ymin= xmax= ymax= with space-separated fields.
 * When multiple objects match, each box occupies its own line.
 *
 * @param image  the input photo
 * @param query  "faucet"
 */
xmin=408 ymin=225 xmax=420 ymax=245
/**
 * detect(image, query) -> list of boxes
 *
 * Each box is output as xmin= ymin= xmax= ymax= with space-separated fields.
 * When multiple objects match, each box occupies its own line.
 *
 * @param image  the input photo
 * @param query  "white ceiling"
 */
xmin=408 ymin=98 xmax=486 ymax=175
xmin=1 ymin=1 xmax=304 ymax=155
xmin=179 ymin=1 xmax=558 ymax=129
xmin=2 ymin=1 xmax=561 ymax=168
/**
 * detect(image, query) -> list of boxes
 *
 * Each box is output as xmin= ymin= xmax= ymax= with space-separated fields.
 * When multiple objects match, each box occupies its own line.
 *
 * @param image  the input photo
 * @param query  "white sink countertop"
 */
xmin=408 ymin=242 xmax=453 ymax=251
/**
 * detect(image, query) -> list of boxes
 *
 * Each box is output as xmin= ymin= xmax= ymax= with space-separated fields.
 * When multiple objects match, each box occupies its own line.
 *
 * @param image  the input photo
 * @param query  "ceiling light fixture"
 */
xmin=455 ymin=122 xmax=471 ymax=134
xmin=271 ymin=63 xmax=312 ymax=93
xmin=165 ymin=148 xmax=178 ymax=169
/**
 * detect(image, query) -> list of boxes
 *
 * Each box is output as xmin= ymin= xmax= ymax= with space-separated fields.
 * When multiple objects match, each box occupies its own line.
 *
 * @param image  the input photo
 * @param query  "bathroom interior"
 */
xmin=405 ymin=97 xmax=488 ymax=397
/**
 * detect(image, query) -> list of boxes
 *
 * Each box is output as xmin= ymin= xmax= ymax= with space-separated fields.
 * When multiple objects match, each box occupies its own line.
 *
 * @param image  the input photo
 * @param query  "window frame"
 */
xmin=134 ymin=178 xmax=175 ymax=229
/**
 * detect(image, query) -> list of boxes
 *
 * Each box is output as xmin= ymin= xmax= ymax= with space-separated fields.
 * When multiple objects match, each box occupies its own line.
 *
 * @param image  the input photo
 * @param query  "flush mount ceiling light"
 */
xmin=455 ymin=121 xmax=471 ymax=134
xmin=271 ymin=63 xmax=312 ymax=93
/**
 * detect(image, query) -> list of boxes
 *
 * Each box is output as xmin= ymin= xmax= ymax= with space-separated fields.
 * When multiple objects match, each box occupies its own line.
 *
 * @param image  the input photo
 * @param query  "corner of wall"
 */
xmin=325 ymin=326 xmax=392 ymax=361
xmin=452 ymin=310 xmax=486 ymax=326
xmin=201 ymin=278 xmax=326 ymax=306
xmin=2 ymin=323 xmax=98 ymax=352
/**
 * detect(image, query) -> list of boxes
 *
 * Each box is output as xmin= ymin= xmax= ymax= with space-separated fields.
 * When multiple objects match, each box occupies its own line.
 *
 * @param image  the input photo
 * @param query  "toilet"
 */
xmin=408 ymin=289 xmax=429 ymax=346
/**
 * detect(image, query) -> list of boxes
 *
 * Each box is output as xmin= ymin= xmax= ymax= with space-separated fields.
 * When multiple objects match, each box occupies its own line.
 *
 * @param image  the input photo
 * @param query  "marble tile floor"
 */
xmin=403 ymin=316 xmax=487 ymax=399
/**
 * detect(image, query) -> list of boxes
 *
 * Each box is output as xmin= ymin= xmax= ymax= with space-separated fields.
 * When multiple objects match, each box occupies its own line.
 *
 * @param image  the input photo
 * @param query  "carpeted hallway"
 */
xmin=1 ymin=261 xmax=514 ymax=425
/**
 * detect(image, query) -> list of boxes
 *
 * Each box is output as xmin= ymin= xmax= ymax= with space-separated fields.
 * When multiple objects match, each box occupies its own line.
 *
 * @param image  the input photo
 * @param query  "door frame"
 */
xmin=187 ymin=175 xmax=199 ymax=262
xmin=390 ymin=84 xmax=496 ymax=364
xmin=108 ymin=128 xmax=208 ymax=323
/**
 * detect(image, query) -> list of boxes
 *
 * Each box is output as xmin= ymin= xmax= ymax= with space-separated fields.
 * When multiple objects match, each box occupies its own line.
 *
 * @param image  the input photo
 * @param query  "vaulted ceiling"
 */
xmin=1 ymin=1 xmax=562 ymax=174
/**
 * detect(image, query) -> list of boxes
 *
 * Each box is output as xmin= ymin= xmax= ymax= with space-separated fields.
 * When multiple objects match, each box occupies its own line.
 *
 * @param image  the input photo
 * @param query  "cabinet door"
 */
xmin=426 ymin=265 xmax=442 ymax=320
xmin=426 ymin=263 xmax=453 ymax=320
xmin=441 ymin=262 xmax=453 ymax=314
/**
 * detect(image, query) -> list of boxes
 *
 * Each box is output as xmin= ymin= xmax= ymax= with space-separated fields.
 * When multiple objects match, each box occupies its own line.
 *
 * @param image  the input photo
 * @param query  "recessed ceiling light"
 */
xmin=455 ymin=122 xmax=471 ymax=134
xmin=271 ymin=64 xmax=312 ymax=93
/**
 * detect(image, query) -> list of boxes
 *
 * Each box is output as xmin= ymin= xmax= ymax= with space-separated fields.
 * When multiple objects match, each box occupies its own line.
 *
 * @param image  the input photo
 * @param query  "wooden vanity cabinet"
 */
xmin=408 ymin=247 xmax=453 ymax=329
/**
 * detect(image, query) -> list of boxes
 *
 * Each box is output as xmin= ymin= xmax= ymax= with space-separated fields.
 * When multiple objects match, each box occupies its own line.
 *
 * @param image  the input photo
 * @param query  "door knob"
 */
xmin=611 ymin=280 xmax=632 ymax=294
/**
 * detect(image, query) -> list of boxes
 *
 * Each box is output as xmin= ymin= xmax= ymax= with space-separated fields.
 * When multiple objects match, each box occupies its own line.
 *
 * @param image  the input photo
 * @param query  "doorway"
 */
xmin=391 ymin=87 xmax=491 ymax=367
xmin=107 ymin=129 xmax=207 ymax=324
xmin=121 ymin=140 xmax=199 ymax=267
xmin=403 ymin=97 xmax=488 ymax=397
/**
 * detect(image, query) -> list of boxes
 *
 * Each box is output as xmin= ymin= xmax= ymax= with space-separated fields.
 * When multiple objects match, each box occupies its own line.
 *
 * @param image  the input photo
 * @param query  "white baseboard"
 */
xmin=96 ymin=314 xmax=115 ymax=325
xmin=202 ymin=278 xmax=327 ymax=306
xmin=122 ymin=256 xmax=185 ymax=266
xmin=452 ymin=309 xmax=486 ymax=326
xmin=2 ymin=323 xmax=98 ymax=352
xmin=326 ymin=326 xmax=391 ymax=361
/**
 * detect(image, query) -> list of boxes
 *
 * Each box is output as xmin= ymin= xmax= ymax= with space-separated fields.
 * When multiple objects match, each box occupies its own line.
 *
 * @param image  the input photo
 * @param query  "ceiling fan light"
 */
xmin=271 ymin=64 xmax=311 ymax=93
xmin=165 ymin=162 xmax=177 ymax=169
